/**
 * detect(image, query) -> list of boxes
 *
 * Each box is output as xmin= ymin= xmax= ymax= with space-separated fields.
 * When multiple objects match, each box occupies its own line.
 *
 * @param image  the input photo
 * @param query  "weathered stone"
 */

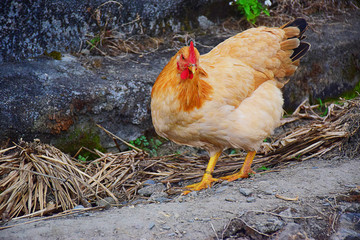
xmin=276 ymin=223 xmax=309 ymax=240
xmin=0 ymin=0 xmax=232 ymax=62
xmin=137 ymin=183 xmax=166 ymax=197
xmin=96 ymin=197 xmax=117 ymax=209
xmin=331 ymin=213 xmax=360 ymax=240
xmin=255 ymin=217 xmax=284 ymax=234
xmin=0 ymin=54 xmax=158 ymax=152
xmin=239 ymin=188 xmax=253 ymax=196
xmin=246 ymin=197 xmax=256 ymax=203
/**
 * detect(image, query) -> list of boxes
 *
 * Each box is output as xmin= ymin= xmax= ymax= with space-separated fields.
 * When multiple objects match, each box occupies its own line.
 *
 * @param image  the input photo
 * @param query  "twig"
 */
xmin=210 ymin=221 xmax=219 ymax=240
xmin=0 ymin=166 xmax=67 ymax=182
xmin=239 ymin=218 xmax=270 ymax=237
xmin=96 ymin=124 xmax=143 ymax=152
xmin=0 ymin=146 xmax=16 ymax=154
xmin=275 ymin=194 xmax=299 ymax=201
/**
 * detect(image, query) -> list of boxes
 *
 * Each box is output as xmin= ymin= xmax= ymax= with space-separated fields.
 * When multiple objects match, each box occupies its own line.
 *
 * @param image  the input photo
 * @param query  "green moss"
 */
xmin=341 ymin=80 xmax=360 ymax=100
xmin=341 ymin=54 xmax=360 ymax=99
xmin=54 ymin=127 xmax=105 ymax=160
xmin=44 ymin=50 xmax=62 ymax=60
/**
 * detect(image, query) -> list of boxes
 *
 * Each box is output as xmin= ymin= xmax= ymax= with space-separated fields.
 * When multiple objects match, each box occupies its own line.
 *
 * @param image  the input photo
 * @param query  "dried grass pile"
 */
xmin=1 ymin=98 xmax=359 ymax=222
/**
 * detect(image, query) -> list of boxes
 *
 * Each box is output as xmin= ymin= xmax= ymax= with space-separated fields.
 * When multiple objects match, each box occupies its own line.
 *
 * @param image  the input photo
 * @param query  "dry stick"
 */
xmin=0 ymin=166 xmax=67 ymax=182
xmin=40 ymin=155 xmax=118 ymax=203
xmin=96 ymin=124 xmax=143 ymax=152
xmin=0 ymin=146 xmax=17 ymax=154
xmin=210 ymin=221 xmax=219 ymax=240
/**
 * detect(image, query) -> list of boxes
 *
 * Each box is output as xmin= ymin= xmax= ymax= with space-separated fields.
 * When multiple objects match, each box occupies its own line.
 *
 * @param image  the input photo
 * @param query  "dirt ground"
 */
xmin=1 ymin=153 xmax=359 ymax=240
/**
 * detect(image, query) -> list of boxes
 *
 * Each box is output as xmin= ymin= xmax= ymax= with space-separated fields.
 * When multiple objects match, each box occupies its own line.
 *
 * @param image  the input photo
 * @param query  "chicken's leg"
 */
xmin=183 ymin=151 xmax=222 ymax=195
xmin=220 ymin=151 xmax=256 ymax=181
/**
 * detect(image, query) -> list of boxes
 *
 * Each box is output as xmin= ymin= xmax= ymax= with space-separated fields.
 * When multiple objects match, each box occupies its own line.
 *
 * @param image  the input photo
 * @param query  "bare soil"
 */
xmin=1 ymin=154 xmax=359 ymax=239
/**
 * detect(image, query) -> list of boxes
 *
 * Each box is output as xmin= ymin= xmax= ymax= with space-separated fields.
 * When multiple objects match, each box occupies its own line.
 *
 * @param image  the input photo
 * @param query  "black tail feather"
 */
xmin=291 ymin=42 xmax=310 ymax=61
xmin=282 ymin=18 xmax=311 ymax=61
xmin=282 ymin=18 xmax=308 ymax=38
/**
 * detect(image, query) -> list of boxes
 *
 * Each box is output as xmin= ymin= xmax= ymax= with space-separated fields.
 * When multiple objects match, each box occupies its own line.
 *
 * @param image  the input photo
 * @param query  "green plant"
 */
xmin=78 ymin=155 xmax=88 ymax=162
xmin=232 ymin=0 xmax=270 ymax=23
xmin=229 ymin=149 xmax=237 ymax=155
xmin=317 ymin=98 xmax=328 ymax=117
xmin=129 ymin=135 xmax=163 ymax=156
xmin=257 ymin=166 xmax=270 ymax=171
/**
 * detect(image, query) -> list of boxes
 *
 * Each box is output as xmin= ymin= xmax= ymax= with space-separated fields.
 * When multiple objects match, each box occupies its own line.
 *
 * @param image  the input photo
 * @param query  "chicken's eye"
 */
xmin=181 ymin=54 xmax=185 ymax=60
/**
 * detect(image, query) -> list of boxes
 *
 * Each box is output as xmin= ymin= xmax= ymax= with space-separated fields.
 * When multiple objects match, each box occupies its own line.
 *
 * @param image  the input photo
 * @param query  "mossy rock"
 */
xmin=54 ymin=127 xmax=105 ymax=160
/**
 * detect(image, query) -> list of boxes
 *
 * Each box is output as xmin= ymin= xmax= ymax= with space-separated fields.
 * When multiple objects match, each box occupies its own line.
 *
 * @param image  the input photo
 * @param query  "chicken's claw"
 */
xmin=182 ymin=173 xmax=219 ymax=195
xmin=220 ymin=151 xmax=257 ymax=182
xmin=219 ymin=168 xmax=256 ymax=182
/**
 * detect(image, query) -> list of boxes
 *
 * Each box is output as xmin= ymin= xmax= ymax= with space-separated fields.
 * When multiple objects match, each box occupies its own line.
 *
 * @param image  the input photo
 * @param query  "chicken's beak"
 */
xmin=188 ymin=64 xmax=197 ymax=74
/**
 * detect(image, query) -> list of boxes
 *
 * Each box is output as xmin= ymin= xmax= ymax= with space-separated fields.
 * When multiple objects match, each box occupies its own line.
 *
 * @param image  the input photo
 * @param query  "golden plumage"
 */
xmin=151 ymin=19 xmax=310 ymax=194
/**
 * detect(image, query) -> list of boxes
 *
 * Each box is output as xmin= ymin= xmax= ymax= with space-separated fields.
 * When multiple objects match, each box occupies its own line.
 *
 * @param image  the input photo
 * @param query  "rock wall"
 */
xmin=1 ymin=0 xmax=359 ymax=153
xmin=0 ymin=0 xmax=230 ymax=62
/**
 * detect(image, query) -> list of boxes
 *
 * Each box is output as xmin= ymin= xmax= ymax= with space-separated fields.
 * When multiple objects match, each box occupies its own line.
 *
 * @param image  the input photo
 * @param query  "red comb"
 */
xmin=189 ymin=41 xmax=196 ymax=64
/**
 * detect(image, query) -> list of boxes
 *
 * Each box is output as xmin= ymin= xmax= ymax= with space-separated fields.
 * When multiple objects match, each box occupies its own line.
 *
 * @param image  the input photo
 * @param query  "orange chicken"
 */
xmin=151 ymin=19 xmax=310 ymax=194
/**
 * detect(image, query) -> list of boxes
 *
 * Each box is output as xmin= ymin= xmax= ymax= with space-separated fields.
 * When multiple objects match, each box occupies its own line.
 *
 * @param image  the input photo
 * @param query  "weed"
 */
xmin=77 ymin=155 xmax=88 ymax=162
xmin=231 ymin=0 xmax=270 ymax=23
xmin=257 ymin=166 xmax=270 ymax=171
xmin=229 ymin=149 xmax=237 ymax=155
xmin=130 ymin=135 xmax=163 ymax=156
xmin=318 ymin=98 xmax=328 ymax=117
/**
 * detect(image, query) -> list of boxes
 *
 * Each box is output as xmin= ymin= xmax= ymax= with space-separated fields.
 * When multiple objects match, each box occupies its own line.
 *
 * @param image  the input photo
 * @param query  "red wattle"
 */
xmin=181 ymin=69 xmax=189 ymax=79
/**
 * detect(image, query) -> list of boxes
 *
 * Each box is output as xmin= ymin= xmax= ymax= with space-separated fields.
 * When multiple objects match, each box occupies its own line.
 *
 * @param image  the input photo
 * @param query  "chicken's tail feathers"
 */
xmin=281 ymin=18 xmax=308 ymax=38
xmin=291 ymin=42 xmax=311 ymax=61
xmin=281 ymin=18 xmax=311 ymax=62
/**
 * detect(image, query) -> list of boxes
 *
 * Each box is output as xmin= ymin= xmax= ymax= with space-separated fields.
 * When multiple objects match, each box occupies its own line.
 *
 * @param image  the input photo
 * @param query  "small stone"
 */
xmin=73 ymin=205 xmax=84 ymax=209
xmin=267 ymin=218 xmax=277 ymax=222
xmin=148 ymin=222 xmax=155 ymax=230
xmin=148 ymin=192 xmax=170 ymax=203
xmin=80 ymin=49 xmax=90 ymax=55
xmin=162 ymin=225 xmax=171 ymax=230
xmin=246 ymin=197 xmax=256 ymax=203
xmin=276 ymin=223 xmax=305 ymax=239
xmin=143 ymin=179 xmax=156 ymax=185
xmin=96 ymin=197 xmax=117 ymax=209
xmin=264 ymin=189 xmax=274 ymax=195
xmin=197 ymin=16 xmax=214 ymax=29
xmin=216 ymin=185 xmax=228 ymax=193
xmin=187 ymin=191 xmax=198 ymax=197
xmin=256 ymin=218 xmax=284 ymax=234
xmin=138 ymin=183 xmax=166 ymax=197
xmin=225 ymin=197 xmax=236 ymax=202
xmin=239 ymin=188 xmax=253 ymax=196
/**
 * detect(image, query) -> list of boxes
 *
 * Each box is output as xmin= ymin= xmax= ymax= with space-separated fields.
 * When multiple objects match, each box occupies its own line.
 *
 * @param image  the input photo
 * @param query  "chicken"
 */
xmin=151 ymin=19 xmax=310 ymax=194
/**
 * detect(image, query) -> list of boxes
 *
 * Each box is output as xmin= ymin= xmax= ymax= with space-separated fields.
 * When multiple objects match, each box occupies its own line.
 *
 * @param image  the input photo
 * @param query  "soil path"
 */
xmin=1 ymin=155 xmax=359 ymax=239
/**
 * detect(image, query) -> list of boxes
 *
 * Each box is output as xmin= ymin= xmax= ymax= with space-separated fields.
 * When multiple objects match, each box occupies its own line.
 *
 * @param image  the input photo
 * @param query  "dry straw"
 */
xmin=1 ymin=98 xmax=359 ymax=222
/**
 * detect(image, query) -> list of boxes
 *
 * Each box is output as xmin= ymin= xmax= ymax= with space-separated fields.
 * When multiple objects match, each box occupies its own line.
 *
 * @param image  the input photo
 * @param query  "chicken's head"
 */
xmin=176 ymin=41 xmax=200 ymax=80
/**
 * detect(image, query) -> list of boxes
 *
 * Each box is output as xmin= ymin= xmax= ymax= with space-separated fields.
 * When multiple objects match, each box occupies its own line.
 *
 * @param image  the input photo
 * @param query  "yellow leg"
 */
xmin=183 ymin=151 xmax=222 ymax=195
xmin=220 ymin=151 xmax=256 ymax=181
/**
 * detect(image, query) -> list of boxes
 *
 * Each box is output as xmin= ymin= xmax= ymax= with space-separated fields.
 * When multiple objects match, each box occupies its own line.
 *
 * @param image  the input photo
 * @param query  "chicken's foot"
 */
xmin=220 ymin=151 xmax=256 ymax=181
xmin=183 ymin=151 xmax=222 ymax=195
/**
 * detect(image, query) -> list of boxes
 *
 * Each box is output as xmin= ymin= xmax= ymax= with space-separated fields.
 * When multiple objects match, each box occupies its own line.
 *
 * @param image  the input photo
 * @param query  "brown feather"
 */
xmin=280 ymin=38 xmax=300 ymax=50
